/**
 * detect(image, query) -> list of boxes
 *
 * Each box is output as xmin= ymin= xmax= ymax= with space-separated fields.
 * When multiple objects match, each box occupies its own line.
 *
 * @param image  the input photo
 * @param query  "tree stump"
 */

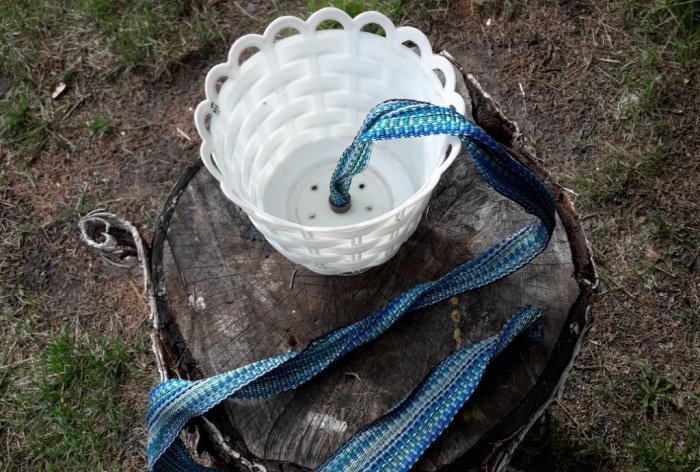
xmin=150 ymin=65 xmax=597 ymax=472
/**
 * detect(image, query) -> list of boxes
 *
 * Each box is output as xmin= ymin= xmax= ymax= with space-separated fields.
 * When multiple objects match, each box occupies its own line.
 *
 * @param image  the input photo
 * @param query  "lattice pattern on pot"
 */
xmin=194 ymin=8 xmax=467 ymax=275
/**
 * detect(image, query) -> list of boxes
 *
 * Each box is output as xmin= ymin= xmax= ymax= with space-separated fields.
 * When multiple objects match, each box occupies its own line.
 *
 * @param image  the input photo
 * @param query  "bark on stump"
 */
xmin=150 ymin=66 xmax=597 ymax=472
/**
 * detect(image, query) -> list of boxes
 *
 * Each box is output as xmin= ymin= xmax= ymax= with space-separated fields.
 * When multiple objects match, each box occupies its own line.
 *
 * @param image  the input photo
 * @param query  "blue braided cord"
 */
xmin=329 ymin=100 xmax=439 ymax=206
xmin=148 ymin=352 xmax=297 ymax=469
xmin=319 ymin=341 xmax=491 ymax=472
xmin=329 ymin=99 xmax=555 ymax=229
xmin=318 ymin=306 xmax=542 ymax=472
xmin=148 ymin=100 xmax=557 ymax=471
xmin=157 ymin=439 xmax=228 ymax=472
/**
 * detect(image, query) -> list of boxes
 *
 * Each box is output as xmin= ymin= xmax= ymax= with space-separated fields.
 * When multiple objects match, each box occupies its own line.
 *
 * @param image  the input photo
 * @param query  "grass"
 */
xmin=73 ymin=0 xmax=221 ymax=72
xmin=626 ymin=420 xmax=700 ymax=472
xmin=33 ymin=334 xmax=128 ymax=466
xmin=563 ymin=149 xmax=633 ymax=206
xmin=0 ymin=0 xmax=698 ymax=470
xmin=562 ymin=0 xmax=699 ymax=336
xmin=621 ymin=0 xmax=700 ymax=72
xmin=618 ymin=0 xmax=699 ymax=116
xmin=0 ymin=0 xmax=222 ymax=161
xmin=475 ymin=0 xmax=519 ymax=21
xmin=303 ymin=0 xmax=446 ymax=27
xmin=633 ymin=361 xmax=681 ymax=417
xmin=307 ymin=0 xmax=406 ymax=19
xmin=86 ymin=115 xmax=112 ymax=139
xmin=0 ymin=92 xmax=52 ymax=161
xmin=620 ymin=46 xmax=666 ymax=115
xmin=0 ymin=324 xmax=140 ymax=469
xmin=0 ymin=0 xmax=221 ymax=77
xmin=488 ymin=0 xmax=699 ymax=469
xmin=0 ymin=284 xmax=151 ymax=470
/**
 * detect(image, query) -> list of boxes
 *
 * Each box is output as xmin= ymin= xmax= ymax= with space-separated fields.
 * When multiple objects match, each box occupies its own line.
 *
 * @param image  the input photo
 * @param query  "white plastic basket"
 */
xmin=195 ymin=8 xmax=466 ymax=275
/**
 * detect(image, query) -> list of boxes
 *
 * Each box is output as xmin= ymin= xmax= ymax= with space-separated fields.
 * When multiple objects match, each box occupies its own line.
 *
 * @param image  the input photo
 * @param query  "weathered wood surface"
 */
xmin=150 ymin=69 xmax=596 ymax=471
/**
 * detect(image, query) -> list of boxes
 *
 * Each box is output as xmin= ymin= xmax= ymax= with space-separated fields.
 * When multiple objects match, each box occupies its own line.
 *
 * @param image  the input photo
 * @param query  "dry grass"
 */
xmin=0 ymin=0 xmax=698 ymax=470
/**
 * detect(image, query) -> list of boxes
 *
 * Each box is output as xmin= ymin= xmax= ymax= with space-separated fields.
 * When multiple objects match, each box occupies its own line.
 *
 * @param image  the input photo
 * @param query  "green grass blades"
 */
xmin=1 ymin=328 xmax=138 ymax=470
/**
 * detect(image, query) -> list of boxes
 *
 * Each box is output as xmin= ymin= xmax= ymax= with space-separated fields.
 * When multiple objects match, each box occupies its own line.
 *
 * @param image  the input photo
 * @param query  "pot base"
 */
xmin=261 ymin=137 xmax=417 ymax=227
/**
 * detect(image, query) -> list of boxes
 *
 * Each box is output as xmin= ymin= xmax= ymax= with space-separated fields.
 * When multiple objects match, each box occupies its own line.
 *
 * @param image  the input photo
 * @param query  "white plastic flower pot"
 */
xmin=195 ymin=8 xmax=466 ymax=275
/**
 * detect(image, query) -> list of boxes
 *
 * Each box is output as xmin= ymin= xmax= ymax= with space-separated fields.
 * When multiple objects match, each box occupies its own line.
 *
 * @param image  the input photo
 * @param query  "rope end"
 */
xmin=329 ymin=195 xmax=352 ymax=214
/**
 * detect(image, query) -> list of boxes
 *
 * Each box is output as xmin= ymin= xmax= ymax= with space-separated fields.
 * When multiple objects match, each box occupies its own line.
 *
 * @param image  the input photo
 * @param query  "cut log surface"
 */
xmin=151 ymin=70 xmax=596 ymax=471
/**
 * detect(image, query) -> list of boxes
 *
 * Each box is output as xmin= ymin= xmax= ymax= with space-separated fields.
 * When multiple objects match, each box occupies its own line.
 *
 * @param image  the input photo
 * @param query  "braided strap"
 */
xmin=317 ymin=306 xmax=543 ymax=471
xmin=330 ymin=100 xmax=555 ymax=227
xmin=148 ymin=100 xmax=556 ymax=472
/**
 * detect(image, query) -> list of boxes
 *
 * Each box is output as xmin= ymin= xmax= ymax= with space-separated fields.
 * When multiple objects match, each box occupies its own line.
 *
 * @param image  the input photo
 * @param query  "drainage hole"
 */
xmin=359 ymin=183 xmax=365 ymax=189
xmin=309 ymin=214 xmax=316 ymax=220
xmin=365 ymin=206 xmax=372 ymax=212
xmin=311 ymin=185 xmax=318 ymax=191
